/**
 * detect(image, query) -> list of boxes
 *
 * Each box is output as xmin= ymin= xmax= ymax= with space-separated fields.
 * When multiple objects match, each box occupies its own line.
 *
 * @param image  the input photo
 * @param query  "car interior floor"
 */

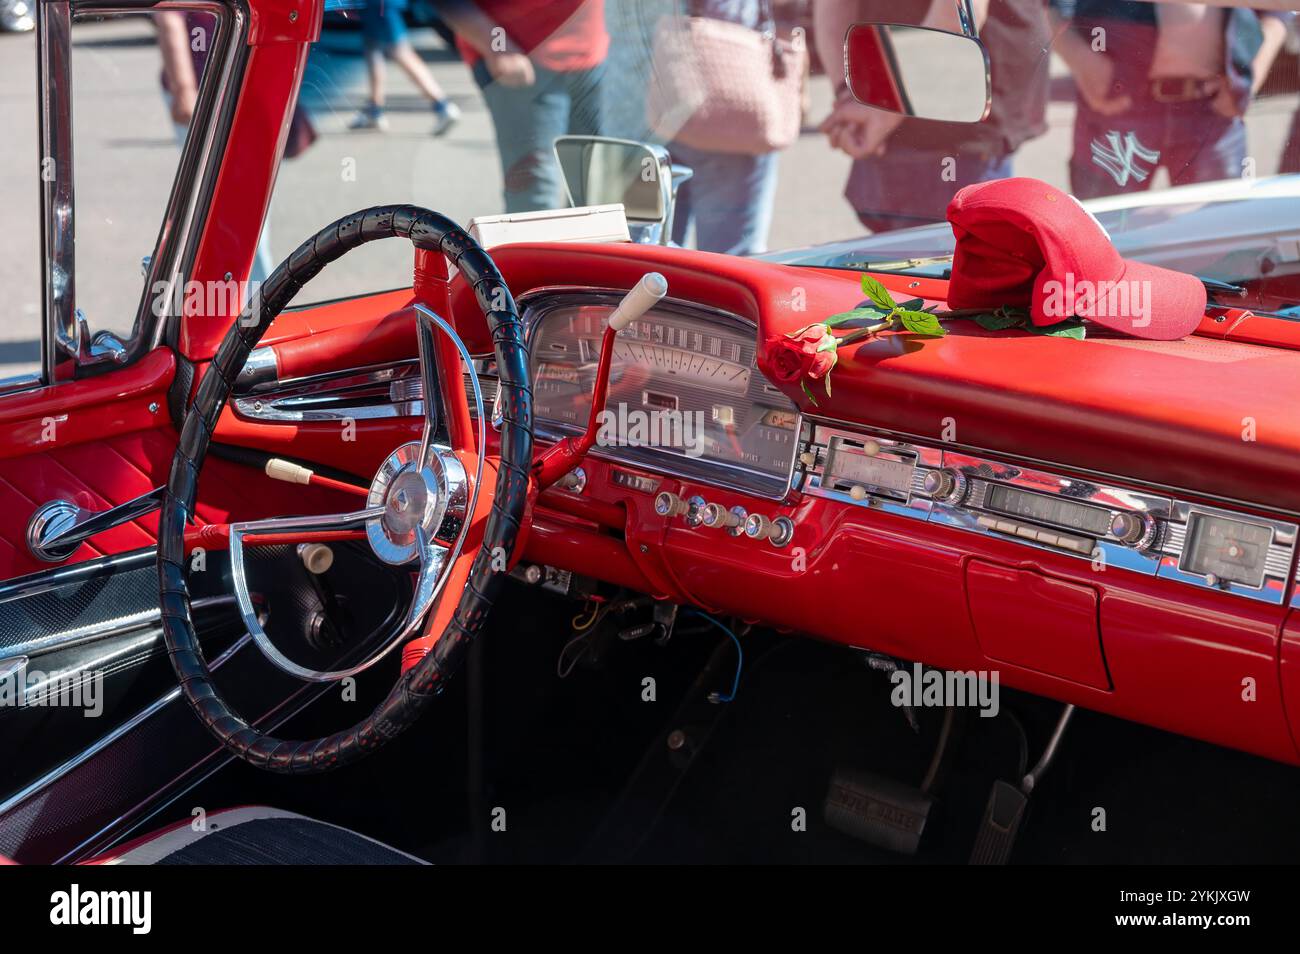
xmin=174 ymin=585 xmax=1300 ymax=865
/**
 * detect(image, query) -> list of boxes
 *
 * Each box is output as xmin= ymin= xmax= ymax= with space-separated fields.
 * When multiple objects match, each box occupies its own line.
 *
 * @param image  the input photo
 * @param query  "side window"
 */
xmin=0 ymin=17 xmax=40 ymax=387
xmin=70 ymin=10 xmax=210 ymax=349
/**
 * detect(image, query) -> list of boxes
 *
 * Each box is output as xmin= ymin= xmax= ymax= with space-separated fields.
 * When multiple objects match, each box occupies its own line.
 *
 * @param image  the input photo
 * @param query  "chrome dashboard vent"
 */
xmin=232 ymin=361 xmax=423 ymax=422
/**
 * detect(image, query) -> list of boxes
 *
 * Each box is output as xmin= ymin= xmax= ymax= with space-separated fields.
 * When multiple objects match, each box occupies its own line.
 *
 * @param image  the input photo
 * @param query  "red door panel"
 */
xmin=0 ymin=346 xmax=360 ymax=582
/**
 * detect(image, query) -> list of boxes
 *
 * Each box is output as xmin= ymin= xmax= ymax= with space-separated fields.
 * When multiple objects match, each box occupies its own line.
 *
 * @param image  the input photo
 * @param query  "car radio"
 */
xmin=924 ymin=450 xmax=1172 ymax=575
xmin=797 ymin=420 xmax=1298 ymax=605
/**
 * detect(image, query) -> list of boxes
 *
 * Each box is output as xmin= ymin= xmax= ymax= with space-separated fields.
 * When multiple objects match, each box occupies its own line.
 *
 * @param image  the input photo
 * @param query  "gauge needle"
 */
xmin=723 ymin=423 xmax=744 ymax=459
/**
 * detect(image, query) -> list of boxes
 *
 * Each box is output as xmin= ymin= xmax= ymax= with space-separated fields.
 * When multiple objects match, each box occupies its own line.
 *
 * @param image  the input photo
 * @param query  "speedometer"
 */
xmin=523 ymin=292 xmax=799 ymax=497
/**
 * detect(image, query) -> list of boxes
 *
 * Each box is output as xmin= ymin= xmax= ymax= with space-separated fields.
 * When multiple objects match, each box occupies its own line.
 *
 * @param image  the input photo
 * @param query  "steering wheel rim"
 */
xmin=157 ymin=206 xmax=533 ymax=774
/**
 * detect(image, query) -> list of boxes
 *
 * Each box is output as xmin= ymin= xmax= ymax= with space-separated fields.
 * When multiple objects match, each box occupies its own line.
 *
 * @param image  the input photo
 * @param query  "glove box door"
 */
xmin=964 ymin=561 xmax=1110 ymax=691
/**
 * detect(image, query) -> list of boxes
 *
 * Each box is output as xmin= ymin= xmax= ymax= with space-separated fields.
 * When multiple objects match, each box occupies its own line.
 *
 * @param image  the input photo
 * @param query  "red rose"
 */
xmin=766 ymin=325 xmax=837 ymax=384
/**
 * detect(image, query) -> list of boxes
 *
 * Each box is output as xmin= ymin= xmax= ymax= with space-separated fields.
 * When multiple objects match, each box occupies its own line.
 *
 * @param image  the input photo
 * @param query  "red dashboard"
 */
xmin=204 ymin=241 xmax=1300 ymax=767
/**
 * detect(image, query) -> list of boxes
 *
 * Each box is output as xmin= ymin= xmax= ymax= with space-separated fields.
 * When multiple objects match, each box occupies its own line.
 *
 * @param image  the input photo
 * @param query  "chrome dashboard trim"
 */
xmin=231 ymin=360 xmax=424 ymax=422
xmin=1156 ymin=501 xmax=1295 ymax=604
xmin=930 ymin=450 xmax=1174 ymax=578
xmin=235 ymin=344 xmax=280 ymax=390
xmin=798 ymin=421 xmax=940 ymax=523
xmin=516 ymin=285 xmax=802 ymax=501
xmin=796 ymin=415 xmax=1298 ymax=606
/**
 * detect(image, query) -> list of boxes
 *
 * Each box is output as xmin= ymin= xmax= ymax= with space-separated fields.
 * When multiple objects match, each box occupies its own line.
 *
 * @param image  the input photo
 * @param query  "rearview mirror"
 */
xmin=845 ymin=22 xmax=991 ymax=124
xmin=554 ymin=136 xmax=685 ymax=245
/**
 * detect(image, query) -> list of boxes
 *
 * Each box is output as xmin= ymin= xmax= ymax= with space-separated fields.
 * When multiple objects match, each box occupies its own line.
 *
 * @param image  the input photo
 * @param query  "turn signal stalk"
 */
xmin=532 ymin=272 xmax=668 ymax=490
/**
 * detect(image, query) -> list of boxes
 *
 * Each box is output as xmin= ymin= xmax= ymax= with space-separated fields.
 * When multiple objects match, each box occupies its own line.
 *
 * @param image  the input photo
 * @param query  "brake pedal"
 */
xmin=824 ymin=705 xmax=959 ymax=856
xmin=825 ymin=769 xmax=934 ymax=855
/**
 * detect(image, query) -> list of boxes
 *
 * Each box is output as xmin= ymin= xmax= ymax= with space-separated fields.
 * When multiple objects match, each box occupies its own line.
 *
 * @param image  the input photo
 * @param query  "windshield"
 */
xmin=258 ymin=0 xmax=1299 ymax=315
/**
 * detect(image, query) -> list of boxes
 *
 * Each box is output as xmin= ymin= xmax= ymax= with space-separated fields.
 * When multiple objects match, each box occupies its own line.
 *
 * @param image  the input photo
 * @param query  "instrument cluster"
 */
xmin=523 ymin=290 xmax=800 ymax=498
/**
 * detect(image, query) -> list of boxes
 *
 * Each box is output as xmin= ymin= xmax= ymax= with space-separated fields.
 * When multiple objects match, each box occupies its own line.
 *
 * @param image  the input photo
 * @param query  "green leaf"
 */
xmin=1027 ymin=318 xmax=1087 ymax=339
xmin=800 ymin=378 xmax=819 ymax=406
xmin=973 ymin=310 xmax=1026 ymax=331
xmin=824 ymin=306 xmax=890 ymax=328
xmin=824 ymin=373 xmax=832 ymax=399
xmin=860 ymin=274 xmax=898 ymax=312
xmin=897 ymin=309 xmax=947 ymax=337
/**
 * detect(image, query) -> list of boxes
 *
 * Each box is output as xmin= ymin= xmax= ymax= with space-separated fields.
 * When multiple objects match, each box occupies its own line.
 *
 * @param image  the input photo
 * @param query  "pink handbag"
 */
xmin=646 ymin=5 xmax=807 ymax=156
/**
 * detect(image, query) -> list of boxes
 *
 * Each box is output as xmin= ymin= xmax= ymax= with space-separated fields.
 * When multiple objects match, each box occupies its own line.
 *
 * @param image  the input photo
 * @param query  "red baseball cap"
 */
xmin=945 ymin=178 xmax=1205 ymax=340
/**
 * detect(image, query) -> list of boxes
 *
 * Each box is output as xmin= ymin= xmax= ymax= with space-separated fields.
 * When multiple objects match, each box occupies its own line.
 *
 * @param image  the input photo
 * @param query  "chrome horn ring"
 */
xmin=229 ymin=305 xmax=487 ymax=683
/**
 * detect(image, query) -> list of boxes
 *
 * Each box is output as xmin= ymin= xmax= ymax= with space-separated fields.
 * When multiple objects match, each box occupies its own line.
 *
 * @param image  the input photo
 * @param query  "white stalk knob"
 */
xmin=608 ymin=272 xmax=668 ymax=332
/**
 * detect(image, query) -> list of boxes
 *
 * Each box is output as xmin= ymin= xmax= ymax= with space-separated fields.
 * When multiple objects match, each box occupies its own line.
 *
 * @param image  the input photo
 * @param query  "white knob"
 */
xmin=655 ymin=491 xmax=689 ymax=518
xmin=702 ymin=503 xmax=743 ymax=529
xmin=297 ymin=543 xmax=334 ymax=575
xmin=267 ymin=458 xmax=313 ymax=485
xmin=608 ymin=272 xmax=668 ymax=332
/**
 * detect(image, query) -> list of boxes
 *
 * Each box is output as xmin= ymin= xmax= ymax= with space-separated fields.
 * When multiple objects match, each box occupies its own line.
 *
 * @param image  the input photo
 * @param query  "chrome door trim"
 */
xmin=37 ymin=0 xmax=75 ymax=384
xmin=35 ymin=0 xmax=250 ymax=380
xmin=0 ymin=634 xmax=250 ymax=821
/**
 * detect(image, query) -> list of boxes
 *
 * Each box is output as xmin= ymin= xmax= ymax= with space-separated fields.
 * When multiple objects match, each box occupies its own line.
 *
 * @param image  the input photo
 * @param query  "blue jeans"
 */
xmin=668 ymin=144 xmax=779 ymax=256
xmin=846 ymin=151 xmax=1013 ymax=234
xmin=474 ymin=60 xmax=605 ymax=213
xmin=1069 ymin=99 xmax=1246 ymax=200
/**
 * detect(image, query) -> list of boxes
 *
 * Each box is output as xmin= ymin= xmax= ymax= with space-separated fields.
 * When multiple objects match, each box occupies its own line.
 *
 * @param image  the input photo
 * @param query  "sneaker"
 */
xmin=348 ymin=105 xmax=389 ymax=132
xmin=432 ymin=100 xmax=461 ymax=137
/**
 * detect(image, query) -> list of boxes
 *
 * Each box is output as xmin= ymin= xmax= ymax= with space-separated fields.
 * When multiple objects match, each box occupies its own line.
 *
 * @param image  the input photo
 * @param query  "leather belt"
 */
xmin=1149 ymin=76 xmax=1222 ymax=103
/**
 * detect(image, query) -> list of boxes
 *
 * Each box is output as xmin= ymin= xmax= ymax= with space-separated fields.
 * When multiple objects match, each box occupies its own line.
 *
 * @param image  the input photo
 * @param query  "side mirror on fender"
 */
xmin=844 ymin=19 xmax=992 ymax=124
xmin=553 ymin=135 xmax=691 ymax=246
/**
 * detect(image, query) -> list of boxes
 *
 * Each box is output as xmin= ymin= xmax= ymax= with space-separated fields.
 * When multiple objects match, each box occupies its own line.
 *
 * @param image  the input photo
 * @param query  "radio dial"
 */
xmin=922 ymin=468 xmax=967 ymax=504
xmin=1109 ymin=511 xmax=1157 ymax=549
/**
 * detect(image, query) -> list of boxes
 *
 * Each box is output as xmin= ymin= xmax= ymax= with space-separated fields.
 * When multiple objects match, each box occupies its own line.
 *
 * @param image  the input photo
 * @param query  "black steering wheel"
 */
xmin=157 ymin=206 xmax=532 ymax=774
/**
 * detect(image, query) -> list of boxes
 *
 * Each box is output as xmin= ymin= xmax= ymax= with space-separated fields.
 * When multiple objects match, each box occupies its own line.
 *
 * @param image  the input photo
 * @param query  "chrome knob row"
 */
xmin=743 ymin=513 xmax=794 ymax=547
xmin=655 ymin=492 xmax=792 ymax=547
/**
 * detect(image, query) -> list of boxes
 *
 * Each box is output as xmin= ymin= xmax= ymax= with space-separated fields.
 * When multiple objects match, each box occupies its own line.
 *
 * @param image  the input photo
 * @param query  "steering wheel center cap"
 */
xmin=365 ymin=442 xmax=467 ymax=566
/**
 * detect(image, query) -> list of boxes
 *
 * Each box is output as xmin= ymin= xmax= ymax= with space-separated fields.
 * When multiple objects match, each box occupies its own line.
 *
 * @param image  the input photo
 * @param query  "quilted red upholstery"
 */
xmin=0 ymin=425 xmax=358 ymax=581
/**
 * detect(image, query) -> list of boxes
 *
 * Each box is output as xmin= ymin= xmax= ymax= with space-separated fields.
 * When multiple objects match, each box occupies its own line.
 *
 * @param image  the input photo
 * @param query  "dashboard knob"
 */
xmin=701 ymin=503 xmax=745 ymax=530
xmin=922 ymin=468 xmax=967 ymax=504
xmin=556 ymin=467 xmax=587 ymax=493
xmin=743 ymin=513 xmax=795 ymax=548
xmin=1109 ymin=511 xmax=1155 ymax=548
xmin=655 ymin=491 xmax=690 ymax=518
xmin=297 ymin=543 xmax=334 ymax=575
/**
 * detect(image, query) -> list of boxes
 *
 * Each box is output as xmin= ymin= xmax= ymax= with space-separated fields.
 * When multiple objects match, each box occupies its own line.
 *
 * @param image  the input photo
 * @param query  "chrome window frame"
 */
xmin=20 ymin=0 xmax=250 ymax=396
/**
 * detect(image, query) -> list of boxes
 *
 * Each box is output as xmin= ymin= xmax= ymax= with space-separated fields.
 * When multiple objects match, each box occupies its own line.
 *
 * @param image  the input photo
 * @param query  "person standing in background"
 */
xmin=1049 ymin=1 xmax=1288 ymax=198
xmin=158 ymin=11 xmax=316 ymax=284
xmin=652 ymin=0 xmax=804 ymax=256
xmin=814 ymin=0 xmax=1049 ymax=233
xmin=348 ymin=0 xmax=461 ymax=134
xmin=441 ymin=0 xmax=608 ymax=213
